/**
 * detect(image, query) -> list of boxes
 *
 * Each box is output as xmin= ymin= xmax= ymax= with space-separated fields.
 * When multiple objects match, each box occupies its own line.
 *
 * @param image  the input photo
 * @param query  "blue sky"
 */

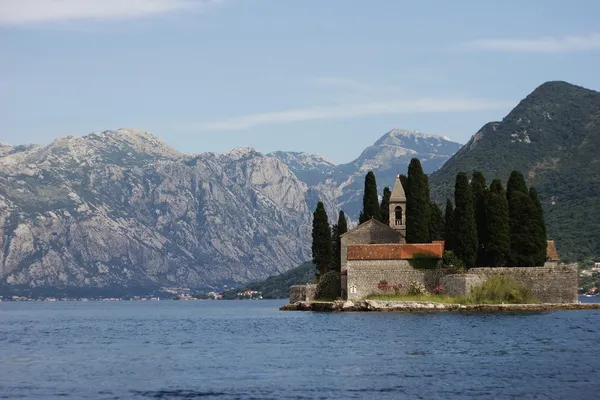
xmin=2 ymin=0 xmax=599 ymax=163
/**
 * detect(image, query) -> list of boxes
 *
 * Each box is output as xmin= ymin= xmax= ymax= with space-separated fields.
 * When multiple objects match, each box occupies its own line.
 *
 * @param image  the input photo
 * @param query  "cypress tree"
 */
xmin=360 ymin=171 xmax=381 ymax=223
xmin=444 ymin=199 xmax=454 ymax=250
xmin=380 ymin=186 xmax=391 ymax=225
xmin=453 ymin=172 xmax=478 ymax=267
xmin=485 ymin=179 xmax=510 ymax=266
xmin=508 ymin=191 xmax=537 ymax=267
xmin=529 ymin=187 xmax=547 ymax=266
xmin=406 ymin=158 xmax=430 ymax=243
xmin=312 ymin=201 xmax=333 ymax=278
xmin=332 ymin=210 xmax=348 ymax=272
xmin=471 ymin=171 xmax=488 ymax=265
xmin=429 ymin=203 xmax=444 ymax=241
xmin=507 ymin=170 xmax=528 ymax=199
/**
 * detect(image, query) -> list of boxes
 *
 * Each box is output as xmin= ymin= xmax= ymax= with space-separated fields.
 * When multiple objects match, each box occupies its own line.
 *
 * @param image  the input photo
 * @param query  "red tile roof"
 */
xmin=347 ymin=242 xmax=445 ymax=261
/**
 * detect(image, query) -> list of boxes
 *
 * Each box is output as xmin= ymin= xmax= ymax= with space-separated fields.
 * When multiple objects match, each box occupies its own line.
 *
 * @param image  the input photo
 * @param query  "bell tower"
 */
xmin=388 ymin=175 xmax=406 ymax=239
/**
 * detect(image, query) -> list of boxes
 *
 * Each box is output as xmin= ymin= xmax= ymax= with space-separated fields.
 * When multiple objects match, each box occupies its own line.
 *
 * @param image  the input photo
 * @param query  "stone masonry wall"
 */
xmin=346 ymin=260 xmax=445 ymax=301
xmin=340 ymin=221 xmax=403 ymax=273
xmin=468 ymin=265 xmax=578 ymax=303
xmin=441 ymin=274 xmax=484 ymax=297
xmin=345 ymin=261 xmax=578 ymax=303
xmin=289 ymin=284 xmax=317 ymax=303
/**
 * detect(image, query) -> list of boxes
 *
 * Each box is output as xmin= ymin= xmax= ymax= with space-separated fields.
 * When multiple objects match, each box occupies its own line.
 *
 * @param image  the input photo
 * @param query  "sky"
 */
xmin=1 ymin=0 xmax=600 ymax=164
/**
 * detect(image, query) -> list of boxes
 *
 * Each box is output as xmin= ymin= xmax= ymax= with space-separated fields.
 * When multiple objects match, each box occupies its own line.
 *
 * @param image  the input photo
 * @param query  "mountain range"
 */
xmin=0 ymin=127 xmax=459 ymax=294
xmin=1 ymin=80 xmax=598 ymax=295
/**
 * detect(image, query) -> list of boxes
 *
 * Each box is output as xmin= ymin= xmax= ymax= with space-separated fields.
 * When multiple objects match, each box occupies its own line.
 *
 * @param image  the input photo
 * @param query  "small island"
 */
xmin=283 ymin=161 xmax=600 ymax=312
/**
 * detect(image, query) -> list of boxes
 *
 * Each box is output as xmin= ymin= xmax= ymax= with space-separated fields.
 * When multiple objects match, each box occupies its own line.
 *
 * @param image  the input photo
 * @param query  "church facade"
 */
xmin=340 ymin=175 xmax=446 ymax=300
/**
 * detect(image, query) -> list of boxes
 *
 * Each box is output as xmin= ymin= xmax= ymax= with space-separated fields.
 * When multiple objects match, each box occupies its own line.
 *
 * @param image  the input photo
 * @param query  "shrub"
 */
xmin=377 ymin=280 xmax=392 ymax=292
xmin=442 ymin=250 xmax=465 ymax=273
xmin=408 ymin=252 xmax=440 ymax=269
xmin=392 ymin=284 xmax=403 ymax=295
xmin=432 ymin=284 xmax=445 ymax=295
xmin=407 ymin=281 xmax=429 ymax=296
xmin=315 ymin=271 xmax=341 ymax=300
xmin=469 ymin=274 xmax=537 ymax=304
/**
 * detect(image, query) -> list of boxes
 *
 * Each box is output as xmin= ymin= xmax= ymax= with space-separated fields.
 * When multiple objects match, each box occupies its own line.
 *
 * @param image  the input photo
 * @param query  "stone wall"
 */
xmin=346 ymin=260 xmax=445 ymax=300
xmin=441 ymin=274 xmax=484 ymax=297
xmin=345 ymin=261 xmax=578 ymax=303
xmin=340 ymin=220 xmax=403 ymax=273
xmin=467 ymin=264 xmax=578 ymax=303
xmin=289 ymin=284 xmax=317 ymax=303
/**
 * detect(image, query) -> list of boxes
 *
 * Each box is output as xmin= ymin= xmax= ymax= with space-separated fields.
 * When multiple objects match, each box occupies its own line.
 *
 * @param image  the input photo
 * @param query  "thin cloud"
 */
xmin=309 ymin=76 xmax=401 ymax=95
xmin=0 ymin=0 xmax=222 ymax=25
xmin=460 ymin=33 xmax=600 ymax=53
xmin=198 ymin=98 xmax=514 ymax=131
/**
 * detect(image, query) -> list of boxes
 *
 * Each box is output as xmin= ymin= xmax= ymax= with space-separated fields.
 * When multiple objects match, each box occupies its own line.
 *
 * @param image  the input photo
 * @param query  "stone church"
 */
xmin=336 ymin=174 xmax=576 ymax=303
xmin=340 ymin=175 xmax=445 ymax=300
xmin=290 ymin=174 xmax=577 ymax=304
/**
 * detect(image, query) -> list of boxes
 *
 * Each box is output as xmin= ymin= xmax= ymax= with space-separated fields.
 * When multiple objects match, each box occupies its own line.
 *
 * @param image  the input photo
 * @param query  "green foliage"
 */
xmin=380 ymin=186 xmax=391 ymax=225
xmin=444 ymin=199 xmax=454 ymax=250
xmin=360 ymin=171 xmax=382 ymax=223
xmin=469 ymin=275 xmax=538 ymax=304
xmin=407 ymin=281 xmax=429 ymax=296
xmin=442 ymin=250 xmax=465 ymax=273
xmin=486 ymin=180 xmax=510 ymax=266
xmin=332 ymin=210 xmax=348 ymax=272
xmin=471 ymin=171 xmax=488 ymax=265
xmin=429 ymin=203 xmax=444 ymax=241
xmin=507 ymin=170 xmax=529 ymax=198
xmin=228 ymin=262 xmax=315 ymax=299
xmin=406 ymin=158 xmax=431 ymax=243
xmin=429 ymin=81 xmax=600 ymax=262
xmin=315 ymin=270 xmax=341 ymax=300
xmin=508 ymin=190 xmax=537 ymax=267
xmin=529 ymin=187 xmax=548 ymax=266
xmin=408 ymin=252 xmax=440 ymax=269
xmin=312 ymin=201 xmax=333 ymax=278
xmin=453 ymin=172 xmax=478 ymax=267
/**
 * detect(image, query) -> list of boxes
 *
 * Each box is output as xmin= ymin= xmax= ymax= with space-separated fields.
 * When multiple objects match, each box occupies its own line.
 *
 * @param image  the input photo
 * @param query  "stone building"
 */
xmin=337 ymin=174 xmax=577 ymax=303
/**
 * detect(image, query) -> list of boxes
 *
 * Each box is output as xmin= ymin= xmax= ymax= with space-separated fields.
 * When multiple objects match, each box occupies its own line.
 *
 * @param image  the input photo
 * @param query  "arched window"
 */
xmin=394 ymin=206 xmax=403 ymax=226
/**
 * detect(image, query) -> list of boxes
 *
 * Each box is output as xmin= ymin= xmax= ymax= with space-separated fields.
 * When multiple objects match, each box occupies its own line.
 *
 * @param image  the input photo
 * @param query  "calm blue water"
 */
xmin=1 ymin=299 xmax=599 ymax=400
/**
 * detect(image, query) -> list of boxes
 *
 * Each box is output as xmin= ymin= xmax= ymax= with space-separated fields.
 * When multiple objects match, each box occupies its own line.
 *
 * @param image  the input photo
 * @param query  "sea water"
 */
xmin=1 ymin=298 xmax=599 ymax=399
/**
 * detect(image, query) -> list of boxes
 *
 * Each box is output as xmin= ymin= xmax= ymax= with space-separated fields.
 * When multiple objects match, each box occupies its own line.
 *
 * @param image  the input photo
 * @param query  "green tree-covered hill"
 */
xmin=225 ymin=262 xmax=315 ymax=299
xmin=429 ymin=81 xmax=600 ymax=261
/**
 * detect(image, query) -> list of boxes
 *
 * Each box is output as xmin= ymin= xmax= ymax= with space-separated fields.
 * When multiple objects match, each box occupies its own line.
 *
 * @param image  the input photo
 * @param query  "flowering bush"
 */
xmin=433 ymin=284 xmax=445 ymax=295
xmin=377 ymin=281 xmax=403 ymax=294
xmin=408 ymin=281 xmax=429 ymax=296
xmin=377 ymin=280 xmax=392 ymax=291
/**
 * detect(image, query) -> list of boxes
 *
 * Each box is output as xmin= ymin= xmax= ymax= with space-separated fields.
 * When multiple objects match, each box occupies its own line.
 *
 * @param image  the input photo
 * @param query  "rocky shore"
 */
xmin=280 ymin=300 xmax=600 ymax=312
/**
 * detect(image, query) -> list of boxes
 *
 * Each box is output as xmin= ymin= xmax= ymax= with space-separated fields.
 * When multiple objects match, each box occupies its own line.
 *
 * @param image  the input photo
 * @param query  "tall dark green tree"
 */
xmin=406 ymin=159 xmax=430 ymax=243
xmin=507 ymin=170 xmax=529 ymax=199
xmin=507 ymin=191 xmax=537 ymax=267
xmin=453 ymin=172 xmax=478 ymax=267
xmin=332 ymin=210 xmax=348 ymax=272
xmin=529 ymin=187 xmax=547 ymax=266
xmin=312 ymin=201 xmax=333 ymax=279
xmin=380 ymin=186 xmax=391 ymax=225
xmin=429 ymin=203 xmax=444 ymax=241
xmin=485 ymin=179 xmax=510 ymax=266
xmin=444 ymin=199 xmax=454 ymax=249
xmin=359 ymin=171 xmax=382 ymax=223
xmin=506 ymin=170 xmax=537 ymax=266
xmin=471 ymin=171 xmax=488 ymax=265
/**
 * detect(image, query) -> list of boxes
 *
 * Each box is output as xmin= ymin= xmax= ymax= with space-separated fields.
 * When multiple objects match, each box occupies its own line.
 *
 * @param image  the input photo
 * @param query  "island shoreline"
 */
xmin=280 ymin=300 xmax=600 ymax=312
